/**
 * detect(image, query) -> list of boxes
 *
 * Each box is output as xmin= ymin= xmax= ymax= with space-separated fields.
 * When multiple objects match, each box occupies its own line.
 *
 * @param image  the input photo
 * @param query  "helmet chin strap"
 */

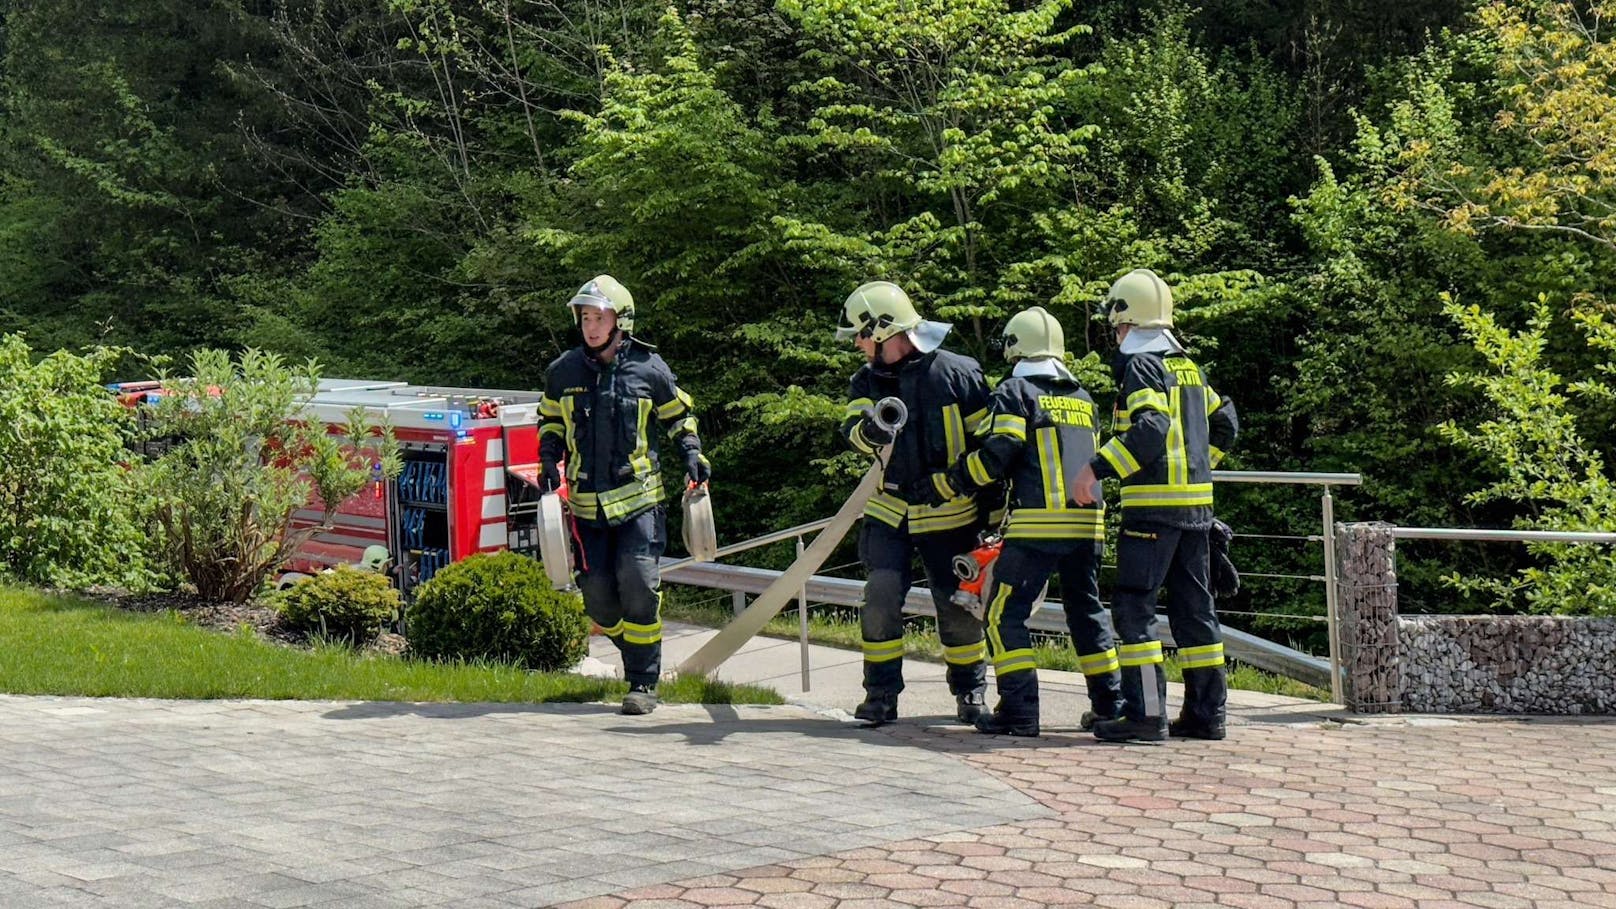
xmin=583 ymin=327 xmax=622 ymax=358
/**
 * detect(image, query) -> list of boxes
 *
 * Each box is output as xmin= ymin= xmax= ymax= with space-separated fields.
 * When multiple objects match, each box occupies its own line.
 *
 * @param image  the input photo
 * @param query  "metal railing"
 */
xmin=1391 ymin=527 xmax=1616 ymax=544
xmin=662 ymin=469 xmax=1362 ymax=698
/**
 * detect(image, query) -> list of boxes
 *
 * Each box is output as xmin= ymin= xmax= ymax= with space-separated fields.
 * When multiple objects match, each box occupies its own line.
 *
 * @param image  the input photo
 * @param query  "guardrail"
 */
xmin=662 ymin=469 xmax=1360 ymax=697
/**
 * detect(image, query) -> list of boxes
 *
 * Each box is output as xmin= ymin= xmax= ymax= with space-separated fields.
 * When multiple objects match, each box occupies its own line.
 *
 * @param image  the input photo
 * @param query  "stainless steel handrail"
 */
xmin=1212 ymin=470 xmax=1363 ymax=486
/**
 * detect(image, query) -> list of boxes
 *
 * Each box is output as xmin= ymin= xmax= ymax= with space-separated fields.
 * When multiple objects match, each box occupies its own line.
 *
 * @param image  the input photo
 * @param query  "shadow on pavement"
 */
xmin=320 ymin=700 xmax=624 ymax=721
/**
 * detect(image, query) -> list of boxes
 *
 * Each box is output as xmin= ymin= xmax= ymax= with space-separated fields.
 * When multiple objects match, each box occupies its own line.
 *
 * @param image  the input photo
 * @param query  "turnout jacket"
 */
xmin=539 ymin=338 xmax=701 ymax=526
xmin=1090 ymin=351 xmax=1238 ymax=528
xmin=840 ymin=349 xmax=991 ymax=535
xmin=943 ymin=373 xmax=1105 ymax=543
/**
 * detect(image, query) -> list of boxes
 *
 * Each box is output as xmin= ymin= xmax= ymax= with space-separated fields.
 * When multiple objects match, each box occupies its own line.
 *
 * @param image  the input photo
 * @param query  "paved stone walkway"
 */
xmin=3 ymin=694 xmax=1614 ymax=908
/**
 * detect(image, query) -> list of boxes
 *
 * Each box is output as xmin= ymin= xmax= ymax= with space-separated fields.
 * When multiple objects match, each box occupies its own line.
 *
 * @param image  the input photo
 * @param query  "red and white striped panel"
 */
xmin=478 ymin=437 xmax=508 ymax=552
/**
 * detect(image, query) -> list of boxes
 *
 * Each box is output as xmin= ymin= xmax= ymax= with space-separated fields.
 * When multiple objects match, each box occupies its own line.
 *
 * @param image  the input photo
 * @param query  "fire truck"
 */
xmin=111 ymin=377 xmax=552 ymax=596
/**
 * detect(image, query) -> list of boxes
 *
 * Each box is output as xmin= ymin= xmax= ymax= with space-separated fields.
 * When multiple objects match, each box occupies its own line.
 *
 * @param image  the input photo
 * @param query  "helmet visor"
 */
xmin=569 ymin=291 xmax=615 ymax=312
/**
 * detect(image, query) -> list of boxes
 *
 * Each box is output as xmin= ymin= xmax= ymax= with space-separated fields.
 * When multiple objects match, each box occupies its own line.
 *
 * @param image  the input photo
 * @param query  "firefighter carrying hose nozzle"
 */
xmin=836 ymin=282 xmax=991 ymax=726
xmin=919 ymin=306 xmax=1123 ymax=737
xmin=538 ymin=275 xmax=708 ymax=716
xmin=1071 ymin=269 xmax=1240 ymax=743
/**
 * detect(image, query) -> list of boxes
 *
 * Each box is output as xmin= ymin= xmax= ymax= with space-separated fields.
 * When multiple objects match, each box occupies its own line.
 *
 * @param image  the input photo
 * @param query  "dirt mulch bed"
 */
xmin=81 ymin=588 xmax=407 ymax=656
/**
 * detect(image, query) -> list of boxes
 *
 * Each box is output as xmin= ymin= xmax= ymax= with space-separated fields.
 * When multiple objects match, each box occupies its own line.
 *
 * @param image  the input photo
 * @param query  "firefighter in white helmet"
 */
xmin=1072 ymin=268 xmax=1240 ymax=742
xmin=837 ymin=281 xmax=991 ymax=726
xmin=537 ymin=275 xmax=708 ymax=716
xmin=924 ymin=306 xmax=1123 ymax=736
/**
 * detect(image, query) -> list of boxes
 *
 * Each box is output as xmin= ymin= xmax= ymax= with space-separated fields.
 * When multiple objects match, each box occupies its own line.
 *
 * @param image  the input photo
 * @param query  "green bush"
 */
xmin=277 ymin=565 xmax=401 ymax=645
xmin=407 ymin=552 xmax=588 ymax=671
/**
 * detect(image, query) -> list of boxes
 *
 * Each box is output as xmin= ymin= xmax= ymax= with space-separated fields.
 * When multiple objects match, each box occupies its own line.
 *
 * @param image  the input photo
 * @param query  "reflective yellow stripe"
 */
xmin=567 ymin=477 xmax=666 ymax=522
xmin=1209 ymin=445 xmax=1226 ymax=468
xmin=598 ymin=620 xmax=625 ymax=637
xmin=1178 ymin=642 xmax=1225 ymax=669
xmin=1077 ymin=648 xmax=1120 ymax=676
xmin=629 ymin=398 xmax=654 ymax=476
xmin=1037 ymin=427 xmax=1063 ymax=510
xmin=1120 ymin=483 xmax=1214 ymax=508
xmin=850 ymin=422 xmax=878 ymax=455
xmin=907 ymin=498 xmax=978 ymax=534
xmin=944 ymin=404 xmax=966 ymax=463
xmin=538 ymin=395 xmax=564 ymax=418
xmin=966 ymin=451 xmax=994 ymax=487
xmin=932 ymin=472 xmax=956 ymax=501
xmin=622 ymin=619 xmax=662 ymax=645
xmin=1126 ymin=388 xmax=1169 ymax=417
xmin=1099 ymin=437 xmax=1141 ymax=478
xmin=943 ymin=641 xmax=986 ymax=665
xmin=667 ymin=416 xmax=698 ymax=439
xmin=863 ymin=492 xmax=906 ymax=528
xmin=1205 ymin=386 xmax=1222 ymax=413
xmin=985 ymin=583 xmax=1012 ymax=657
xmin=1004 ymin=506 xmax=1106 ymax=541
xmin=990 ymin=413 xmax=1027 ymax=441
xmin=863 ymin=638 xmax=904 ymax=663
xmin=993 ymin=648 xmax=1037 ymax=676
xmin=539 ymin=422 xmax=565 ymax=439
xmin=560 ymin=395 xmax=579 ymax=481
xmin=1119 ymin=640 xmax=1164 ymax=666
xmin=845 ymin=397 xmax=874 ymax=418
xmin=1165 ymin=387 xmax=1187 ymax=487
xmin=656 ymin=388 xmax=694 ymax=420
xmin=964 ymin=407 xmax=990 ymax=433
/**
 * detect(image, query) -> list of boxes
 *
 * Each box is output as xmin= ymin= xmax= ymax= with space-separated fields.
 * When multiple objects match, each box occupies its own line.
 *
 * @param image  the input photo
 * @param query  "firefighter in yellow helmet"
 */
xmin=1072 ymin=269 xmax=1240 ymax=742
xmin=537 ymin=275 xmax=707 ymax=716
xmin=927 ymin=306 xmax=1123 ymax=736
xmin=836 ymin=281 xmax=990 ymax=726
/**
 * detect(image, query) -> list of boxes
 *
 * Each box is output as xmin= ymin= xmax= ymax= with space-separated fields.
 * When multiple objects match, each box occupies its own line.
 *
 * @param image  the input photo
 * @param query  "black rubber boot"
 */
xmin=1092 ymin=716 xmax=1167 ymax=744
xmin=973 ymin=710 xmax=1040 ymax=737
xmin=955 ymin=689 xmax=987 ymax=724
xmin=1078 ymin=709 xmax=1123 ymax=732
xmin=1169 ymin=716 xmax=1227 ymax=740
xmin=620 ymin=684 xmax=659 ymax=716
xmin=854 ymin=693 xmax=898 ymax=726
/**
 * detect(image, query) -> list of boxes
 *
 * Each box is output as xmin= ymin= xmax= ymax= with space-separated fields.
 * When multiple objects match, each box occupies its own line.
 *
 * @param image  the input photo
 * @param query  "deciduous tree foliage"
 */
xmin=1 ymin=0 xmax=1612 ymax=619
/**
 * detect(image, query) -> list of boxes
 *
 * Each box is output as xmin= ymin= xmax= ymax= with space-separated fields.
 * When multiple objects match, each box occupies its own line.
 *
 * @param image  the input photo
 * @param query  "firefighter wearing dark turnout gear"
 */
xmin=937 ymin=306 xmax=1122 ymax=737
xmin=838 ymin=282 xmax=989 ymax=725
xmin=538 ymin=277 xmax=704 ymax=716
xmin=1084 ymin=269 xmax=1239 ymax=743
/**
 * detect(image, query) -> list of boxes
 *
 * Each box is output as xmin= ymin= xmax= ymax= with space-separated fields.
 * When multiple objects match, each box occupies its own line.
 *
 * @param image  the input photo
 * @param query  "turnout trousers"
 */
xmin=982 ymin=539 xmax=1122 ymax=724
xmin=575 ymin=506 xmax=666 ymax=688
xmin=858 ymin=520 xmax=987 ymax=699
xmin=1110 ymin=523 xmax=1227 ymax=728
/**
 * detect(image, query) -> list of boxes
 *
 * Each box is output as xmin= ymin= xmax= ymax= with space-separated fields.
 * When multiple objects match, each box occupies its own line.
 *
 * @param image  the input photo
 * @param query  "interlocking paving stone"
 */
xmin=0 ymin=696 xmax=1045 ymax=906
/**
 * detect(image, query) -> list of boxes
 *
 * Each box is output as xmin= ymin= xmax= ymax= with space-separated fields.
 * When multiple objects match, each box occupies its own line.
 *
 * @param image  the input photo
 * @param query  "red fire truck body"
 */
xmin=113 ymin=377 xmax=549 ymax=595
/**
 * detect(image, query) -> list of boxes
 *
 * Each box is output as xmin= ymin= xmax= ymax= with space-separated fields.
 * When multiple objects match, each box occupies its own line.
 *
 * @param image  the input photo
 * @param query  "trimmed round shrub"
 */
xmin=277 ymin=564 xmax=401 ymax=645
xmin=407 ymin=551 xmax=588 ymax=671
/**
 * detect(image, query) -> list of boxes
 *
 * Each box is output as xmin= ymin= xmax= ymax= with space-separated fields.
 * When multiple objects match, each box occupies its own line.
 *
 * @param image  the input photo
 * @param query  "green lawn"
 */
xmin=0 ymin=587 xmax=780 ymax=706
xmin=663 ymin=585 xmax=1331 ymax=702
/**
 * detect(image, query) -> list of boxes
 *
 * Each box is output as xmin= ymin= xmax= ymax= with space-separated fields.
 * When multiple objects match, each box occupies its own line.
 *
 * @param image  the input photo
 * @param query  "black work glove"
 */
xmin=685 ymin=450 xmax=711 ymax=485
xmin=540 ymin=460 xmax=561 ymax=494
xmin=859 ymin=414 xmax=895 ymax=447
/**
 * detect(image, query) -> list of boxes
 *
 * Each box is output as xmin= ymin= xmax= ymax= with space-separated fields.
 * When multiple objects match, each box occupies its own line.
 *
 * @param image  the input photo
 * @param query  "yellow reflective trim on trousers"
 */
xmin=1119 ymin=640 xmax=1164 ymax=666
xmin=1120 ymin=483 xmax=1214 ymax=508
xmin=967 ymin=451 xmax=994 ymax=487
xmin=1178 ymin=642 xmax=1225 ymax=669
xmin=985 ymin=583 xmax=1012 ymax=656
xmin=965 ymin=407 xmax=990 ymax=433
xmin=538 ymin=395 xmax=564 ymax=418
xmin=598 ymin=620 xmax=625 ymax=637
xmin=943 ymin=641 xmax=986 ymax=665
xmin=1126 ymin=388 xmax=1169 ymax=417
xmin=1099 ymin=437 xmax=1141 ymax=478
xmin=944 ymin=404 xmax=966 ymax=463
xmin=622 ymin=619 xmax=662 ymax=646
xmin=1166 ymin=387 xmax=1187 ymax=487
xmin=1037 ymin=427 xmax=1064 ymax=510
xmin=1078 ymin=648 xmax=1120 ymax=676
xmin=990 ymin=413 xmax=1027 ymax=441
xmin=994 ymin=648 xmax=1037 ymax=675
xmin=863 ymin=638 xmax=904 ymax=663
